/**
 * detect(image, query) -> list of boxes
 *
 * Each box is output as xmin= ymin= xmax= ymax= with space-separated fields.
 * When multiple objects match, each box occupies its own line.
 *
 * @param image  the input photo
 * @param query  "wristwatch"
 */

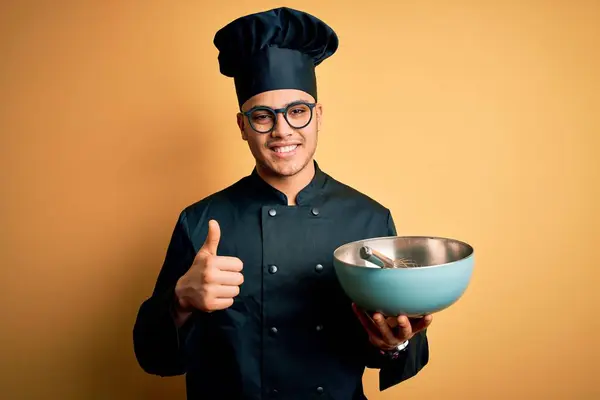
xmin=380 ymin=340 xmax=409 ymax=360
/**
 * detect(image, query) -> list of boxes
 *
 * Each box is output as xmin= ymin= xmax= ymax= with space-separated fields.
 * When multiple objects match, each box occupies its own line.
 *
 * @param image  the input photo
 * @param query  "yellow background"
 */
xmin=1 ymin=1 xmax=598 ymax=399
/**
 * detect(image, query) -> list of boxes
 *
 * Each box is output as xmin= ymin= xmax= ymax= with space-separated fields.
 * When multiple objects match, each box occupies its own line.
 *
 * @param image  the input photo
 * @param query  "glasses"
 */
xmin=242 ymin=101 xmax=317 ymax=134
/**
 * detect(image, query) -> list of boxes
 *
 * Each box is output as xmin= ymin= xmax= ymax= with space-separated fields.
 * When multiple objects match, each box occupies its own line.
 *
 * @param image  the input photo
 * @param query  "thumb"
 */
xmin=200 ymin=219 xmax=220 ymax=256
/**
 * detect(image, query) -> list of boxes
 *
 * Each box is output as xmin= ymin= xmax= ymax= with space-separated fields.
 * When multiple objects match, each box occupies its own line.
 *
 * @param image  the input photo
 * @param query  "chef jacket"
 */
xmin=133 ymin=161 xmax=429 ymax=399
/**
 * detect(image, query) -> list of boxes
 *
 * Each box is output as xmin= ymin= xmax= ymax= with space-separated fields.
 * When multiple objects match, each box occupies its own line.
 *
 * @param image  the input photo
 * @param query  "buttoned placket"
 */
xmin=260 ymin=201 xmax=330 ymax=397
xmin=253 ymin=162 xmax=330 ymax=397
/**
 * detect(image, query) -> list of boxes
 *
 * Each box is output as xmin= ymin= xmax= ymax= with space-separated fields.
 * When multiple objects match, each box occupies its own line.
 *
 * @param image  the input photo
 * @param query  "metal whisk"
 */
xmin=359 ymin=245 xmax=421 ymax=269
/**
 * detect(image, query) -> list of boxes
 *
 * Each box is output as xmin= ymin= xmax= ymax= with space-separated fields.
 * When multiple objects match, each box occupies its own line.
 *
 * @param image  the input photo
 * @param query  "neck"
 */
xmin=256 ymin=160 xmax=316 ymax=206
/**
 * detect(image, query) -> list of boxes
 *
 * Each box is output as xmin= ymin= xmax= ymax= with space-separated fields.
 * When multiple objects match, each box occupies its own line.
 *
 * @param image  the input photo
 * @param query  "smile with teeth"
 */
xmin=273 ymin=145 xmax=298 ymax=153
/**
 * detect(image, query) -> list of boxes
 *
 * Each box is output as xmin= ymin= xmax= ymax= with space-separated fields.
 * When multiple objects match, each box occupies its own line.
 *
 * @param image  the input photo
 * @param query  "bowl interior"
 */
xmin=334 ymin=236 xmax=474 ymax=268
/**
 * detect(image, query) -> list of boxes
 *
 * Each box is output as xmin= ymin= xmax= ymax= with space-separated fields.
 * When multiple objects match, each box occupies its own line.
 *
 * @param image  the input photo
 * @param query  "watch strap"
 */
xmin=380 ymin=340 xmax=409 ymax=360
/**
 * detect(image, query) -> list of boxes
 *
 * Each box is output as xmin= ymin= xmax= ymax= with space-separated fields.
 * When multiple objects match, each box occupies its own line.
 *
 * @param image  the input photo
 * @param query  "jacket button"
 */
xmin=316 ymin=386 xmax=324 ymax=394
xmin=268 ymin=208 xmax=277 ymax=217
xmin=268 ymin=265 xmax=278 ymax=274
xmin=311 ymin=207 xmax=319 ymax=216
xmin=314 ymin=264 xmax=323 ymax=273
xmin=316 ymin=324 xmax=323 ymax=332
xmin=270 ymin=327 xmax=278 ymax=335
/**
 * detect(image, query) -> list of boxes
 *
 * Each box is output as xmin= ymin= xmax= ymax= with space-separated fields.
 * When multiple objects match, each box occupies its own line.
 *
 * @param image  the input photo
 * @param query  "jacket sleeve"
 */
xmin=377 ymin=330 xmax=429 ymax=390
xmin=133 ymin=210 xmax=198 ymax=376
xmin=376 ymin=210 xmax=430 ymax=390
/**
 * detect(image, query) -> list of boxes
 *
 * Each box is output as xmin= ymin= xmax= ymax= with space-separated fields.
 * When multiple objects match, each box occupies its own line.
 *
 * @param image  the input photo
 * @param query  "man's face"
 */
xmin=237 ymin=89 xmax=322 ymax=178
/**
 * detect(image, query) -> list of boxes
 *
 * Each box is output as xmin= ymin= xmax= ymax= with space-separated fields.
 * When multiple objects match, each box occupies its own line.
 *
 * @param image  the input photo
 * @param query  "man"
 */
xmin=133 ymin=7 xmax=431 ymax=399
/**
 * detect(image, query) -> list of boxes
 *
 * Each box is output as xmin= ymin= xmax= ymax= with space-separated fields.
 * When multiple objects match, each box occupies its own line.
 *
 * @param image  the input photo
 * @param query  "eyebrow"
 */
xmin=244 ymin=99 xmax=311 ymax=111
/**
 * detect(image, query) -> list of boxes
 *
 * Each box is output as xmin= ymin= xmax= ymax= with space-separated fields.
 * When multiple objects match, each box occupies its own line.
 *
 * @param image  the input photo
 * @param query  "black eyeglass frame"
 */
xmin=241 ymin=101 xmax=317 ymax=134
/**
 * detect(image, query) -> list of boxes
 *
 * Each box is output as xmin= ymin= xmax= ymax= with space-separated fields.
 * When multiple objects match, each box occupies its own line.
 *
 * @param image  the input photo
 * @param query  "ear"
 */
xmin=237 ymin=113 xmax=248 ymax=141
xmin=315 ymin=103 xmax=323 ymax=131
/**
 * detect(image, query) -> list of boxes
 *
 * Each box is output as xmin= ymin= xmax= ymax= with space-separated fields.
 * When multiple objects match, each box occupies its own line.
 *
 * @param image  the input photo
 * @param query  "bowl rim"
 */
xmin=332 ymin=235 xmax=475 ymax=270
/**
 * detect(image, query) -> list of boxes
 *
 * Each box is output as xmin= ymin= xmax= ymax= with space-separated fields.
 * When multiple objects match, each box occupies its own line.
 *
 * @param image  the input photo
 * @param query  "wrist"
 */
xmin=378 ymin=340 xmax=409 ymax=360
xmin=173 ymin=278 xmax=194 ymax=312
xmin=171 ymin=286 xmax=193 ymax=327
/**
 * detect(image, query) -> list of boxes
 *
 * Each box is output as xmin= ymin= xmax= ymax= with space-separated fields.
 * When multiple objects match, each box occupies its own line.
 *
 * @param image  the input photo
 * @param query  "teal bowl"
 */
xmin=332 ymin=236 xmax=474 ymax=317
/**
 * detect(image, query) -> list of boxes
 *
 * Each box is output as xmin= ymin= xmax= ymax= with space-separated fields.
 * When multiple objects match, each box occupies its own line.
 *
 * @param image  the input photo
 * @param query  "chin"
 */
xmin=274 ymin=165 xmax=304 ymax=177
xmin=267 ymin=161 xmax=303 ymax=176
xmin=263 ymin=156 xmax=310 ymax=177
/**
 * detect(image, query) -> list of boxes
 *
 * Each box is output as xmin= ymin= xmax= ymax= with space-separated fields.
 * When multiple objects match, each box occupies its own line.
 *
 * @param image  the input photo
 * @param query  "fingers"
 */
xmin=395 ymin=315 xmax=413 ymax=341
xmin=212 ymin=256 xmax=244 ymax=272
xmin=202 ymin=267 xmax=243 ymax=285
xmin=215 ymin=270 xmax=244 ymax=286
xmin=409 ymin=314 xmax=433 ymax=333
xmin=213 ymin=284 xmax=240 ymax=299
xmin=373 ymin=313 xmax=401 ymax=344
xmin=384 ymin=316 xmax=399 ymax=329
xmin=198 ymin=220 xmax=243 ymax=273
xmin=352 ymin=303 xmax=381 ymax=338
xmin=180 ymin=220 xmax=246 ymax=313
xmin=207 ymin=298 xmax=235 ymax=311
xmin=352 ymin=305 xmax=401 ymax=349
xmin=203 ymin=256 xmax=243 ymax=285
xmin=352 ymin=304 xmax=434 ymax=350
xmin=200 ymin=219 xmax=221 ymax=256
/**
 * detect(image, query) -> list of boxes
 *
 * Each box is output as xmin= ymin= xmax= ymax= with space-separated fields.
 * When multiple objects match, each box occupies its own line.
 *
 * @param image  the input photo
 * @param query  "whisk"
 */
xmin=359 ymin=246 xmax=421 ymax=269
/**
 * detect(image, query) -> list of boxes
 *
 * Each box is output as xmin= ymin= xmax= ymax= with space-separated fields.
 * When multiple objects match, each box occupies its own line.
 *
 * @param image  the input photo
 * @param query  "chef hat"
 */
xmin=213 ymin=7 xmax=339 ymax=108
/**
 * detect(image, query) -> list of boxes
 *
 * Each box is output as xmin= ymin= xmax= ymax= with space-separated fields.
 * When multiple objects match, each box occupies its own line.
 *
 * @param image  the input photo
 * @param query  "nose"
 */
xmin=270 ymin=112 xmax=292 ymax=138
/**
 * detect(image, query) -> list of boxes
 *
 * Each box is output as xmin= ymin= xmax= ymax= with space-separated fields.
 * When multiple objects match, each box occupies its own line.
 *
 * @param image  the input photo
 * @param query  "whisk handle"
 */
xmin=359 ymin=246 xmax=396 ymax=269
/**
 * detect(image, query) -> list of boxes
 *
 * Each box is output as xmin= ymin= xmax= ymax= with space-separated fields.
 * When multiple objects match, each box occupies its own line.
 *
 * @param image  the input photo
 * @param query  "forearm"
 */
xmin=133 ymin=286 xmax=192 ymax=377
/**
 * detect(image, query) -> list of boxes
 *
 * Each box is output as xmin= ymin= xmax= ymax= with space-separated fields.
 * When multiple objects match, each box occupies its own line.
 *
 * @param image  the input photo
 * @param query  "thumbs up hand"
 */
xmin=174 ymin=220 xmax=244 ymax=315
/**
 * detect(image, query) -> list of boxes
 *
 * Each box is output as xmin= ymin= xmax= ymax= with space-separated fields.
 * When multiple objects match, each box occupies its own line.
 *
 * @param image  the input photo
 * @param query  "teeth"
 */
xmin=273 ymin=145 xmax=297 ymax=153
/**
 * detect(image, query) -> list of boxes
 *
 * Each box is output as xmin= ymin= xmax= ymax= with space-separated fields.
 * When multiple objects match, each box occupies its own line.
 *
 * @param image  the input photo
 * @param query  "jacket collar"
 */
xmin=248 ymin=160 xmax=328 ymax=206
